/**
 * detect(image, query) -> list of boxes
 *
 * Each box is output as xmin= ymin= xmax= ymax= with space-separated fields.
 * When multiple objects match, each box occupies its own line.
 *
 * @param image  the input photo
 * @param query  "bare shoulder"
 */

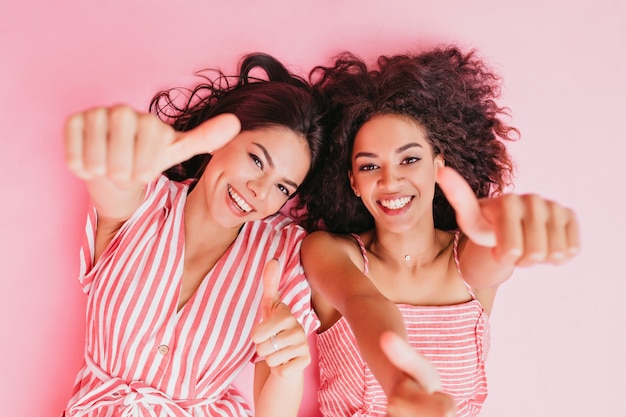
xmin=302 ymin=230 xmax=361 ymax=255
xmin=303 ymin=230 xmax=371 ymax=292
xmin=302 ymin=230 xmax=372 ymax=330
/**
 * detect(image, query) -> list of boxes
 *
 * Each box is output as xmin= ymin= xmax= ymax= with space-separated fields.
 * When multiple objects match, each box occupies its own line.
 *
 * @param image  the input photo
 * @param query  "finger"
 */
xmin=544 ymin=201 xmax=568 ymax=264
xmin=255 ymin=321 xmax=303 ymax=356
xmin=264 ymin=341 xmax=310 ymax=369
xmin=83 ymin=108 xmax=108 ymax=177
xmin=260 ymin=259 xmax=281 ymax=321
xmin=480 ymin=195 xmax=524 ymax=263
xmin=107 ymin=105 xmax=137 ymax=184
xmin=520 ymin=195 xmax=551 ymax=265
xmin=65 ymin=113 xmax=87 ymax=178
xmin=164 ymin=113 xmax=241 ymax=169
xmin=251 ymin=303 xmax=298 ymax=347
xmin=134 ymin=113 xmax=173 ymax=183
xmin=272 ymin=355 xmax=312 ymax=377
xmin=565 ymin=210 xmax=581 ymax=257
xmin=380 ymin=331 xmax=441 ymax=393
xmin=545 ymin=205 xmax=580 ymax=264
xmin=437 ymin=167 xmax=495 ymax=247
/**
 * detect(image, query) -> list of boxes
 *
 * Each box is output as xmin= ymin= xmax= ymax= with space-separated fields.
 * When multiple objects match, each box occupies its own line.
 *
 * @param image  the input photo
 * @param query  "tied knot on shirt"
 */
xmin=69 ymin=379 xmax=195 ymax=417
xmin=121 ymin=383 xmax=152 ymax=406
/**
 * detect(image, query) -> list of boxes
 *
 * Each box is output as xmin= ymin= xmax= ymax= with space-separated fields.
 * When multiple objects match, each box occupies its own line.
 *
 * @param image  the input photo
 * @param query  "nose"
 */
xmin=247 ymin=177 xmax=270 ymax=201
xmin=378 ymin=165 xmax=402 ymax=188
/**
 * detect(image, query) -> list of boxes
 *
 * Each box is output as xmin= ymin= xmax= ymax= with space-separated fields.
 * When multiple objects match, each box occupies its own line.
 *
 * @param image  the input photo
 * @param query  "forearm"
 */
xmin=343 ymin=294 xmax=410 ymax=396
xmin=86 ymin=178 xmax=145 ymax=222
xmin=86 ymin=178 xmax=146 ymax=262
xmin=254 ymin=369 xmax=304 ymax=417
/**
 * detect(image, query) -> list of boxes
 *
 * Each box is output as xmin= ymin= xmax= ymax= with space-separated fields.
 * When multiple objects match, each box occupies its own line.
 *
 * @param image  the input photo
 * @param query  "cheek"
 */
xmin=354 ymin=173 xmax=376 ymax=191
xmin=263 ymin=194 xmax=289 ymax=216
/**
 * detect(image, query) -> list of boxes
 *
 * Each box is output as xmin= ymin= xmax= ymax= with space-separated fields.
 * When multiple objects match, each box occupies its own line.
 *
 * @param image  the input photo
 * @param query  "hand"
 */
xmin=251 ymin=259 xmax=311 ymax=377
xmin=65 ymin=105 xmax=241 ymax=186
xmin=437 ymin=166 xmax=580 ymax=266
xmin=380 ymin=332 xmax=455 ymax=417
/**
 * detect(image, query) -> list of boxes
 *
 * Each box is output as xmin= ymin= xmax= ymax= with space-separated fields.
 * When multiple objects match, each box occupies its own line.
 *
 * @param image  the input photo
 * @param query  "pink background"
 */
xmin=1 ymin=0 xmax=624 ymax=416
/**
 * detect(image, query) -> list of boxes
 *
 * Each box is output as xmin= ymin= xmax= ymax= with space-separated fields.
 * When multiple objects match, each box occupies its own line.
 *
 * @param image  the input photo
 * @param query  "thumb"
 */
xmin=380 ymin=331 xmax=442 ymax=393
xmin=437 ymin=166 xmax=496 ymax=247
xmin=260 ymin=259 xmax=281 ymax=321
xmin=163 ymin=113 xmax=241 ymax=170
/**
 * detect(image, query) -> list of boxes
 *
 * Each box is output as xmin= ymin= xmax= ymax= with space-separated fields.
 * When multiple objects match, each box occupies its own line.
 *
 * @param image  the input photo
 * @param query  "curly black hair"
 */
xmin=149 ymin=53 xmax=327 ymax=200
xmin=295 ymin=45 xmax=518 ymax=233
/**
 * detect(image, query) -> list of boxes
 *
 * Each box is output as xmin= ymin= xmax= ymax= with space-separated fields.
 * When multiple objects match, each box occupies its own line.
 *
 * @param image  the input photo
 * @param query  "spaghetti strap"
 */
xmin=453 ymin=230 xmax=476 ymax=300
xmin=349 ymin=233 xmax=369 ymax=276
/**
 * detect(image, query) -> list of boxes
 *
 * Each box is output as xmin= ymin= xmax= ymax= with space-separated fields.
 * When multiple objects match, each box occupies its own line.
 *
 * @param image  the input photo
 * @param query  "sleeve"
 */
xmin=77 ymin=175 xmax=171 ymax=294
xmin=275 ymin=225 xmax=321 ymax=337
xmin=249 ymin=223 xmax=320 ymax=365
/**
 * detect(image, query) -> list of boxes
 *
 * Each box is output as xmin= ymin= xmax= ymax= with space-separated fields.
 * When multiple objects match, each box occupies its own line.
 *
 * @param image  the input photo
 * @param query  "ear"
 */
xmin=434 ymin=154 xmax=445 ymax=180
xmin=433 ymin=154 xmax=446 ymax=183
xmin=348 ymin=169 xmax=360 ymax=197
xmin=435 ymin=153 xmax=445 ymax=168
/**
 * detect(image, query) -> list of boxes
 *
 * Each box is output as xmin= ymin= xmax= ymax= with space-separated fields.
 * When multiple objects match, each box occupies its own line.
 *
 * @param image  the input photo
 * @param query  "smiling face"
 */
xmin=195 ymin=125 xmax=312 ymax=229
xmin=349 ymin=114 xmax=444 ymax=233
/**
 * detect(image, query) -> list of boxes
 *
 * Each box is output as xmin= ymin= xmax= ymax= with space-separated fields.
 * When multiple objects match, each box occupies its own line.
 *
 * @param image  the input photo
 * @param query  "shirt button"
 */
xmin=157 ymin=345 xmax=169 ymax=355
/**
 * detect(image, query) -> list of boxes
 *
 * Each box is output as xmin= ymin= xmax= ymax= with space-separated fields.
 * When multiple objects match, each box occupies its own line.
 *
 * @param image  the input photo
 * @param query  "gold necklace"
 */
xmin=371 ymin=239 xmax=415 ymax=263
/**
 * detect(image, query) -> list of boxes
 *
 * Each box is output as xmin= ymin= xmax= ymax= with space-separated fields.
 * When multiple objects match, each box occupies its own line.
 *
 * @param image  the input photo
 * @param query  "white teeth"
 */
xmin=380 ymin=196 xmax=412 ymax=210
xmin=228 ymin=186 xmax=252 ymax=213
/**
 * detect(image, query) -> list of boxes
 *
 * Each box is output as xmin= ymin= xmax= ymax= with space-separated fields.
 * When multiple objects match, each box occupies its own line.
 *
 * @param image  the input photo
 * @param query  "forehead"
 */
xmin=354 ymin=114 xmax=430 ymax=149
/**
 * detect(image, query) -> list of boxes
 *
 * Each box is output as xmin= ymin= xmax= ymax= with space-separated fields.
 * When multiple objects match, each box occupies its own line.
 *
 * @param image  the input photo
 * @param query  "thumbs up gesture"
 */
xmin=380 ymin=332 xmax=455 ymax=417
xmin=251 ymin=259 xmax=311 ymax=377
xmin=437 ymin=166 xmax=580 ymax=266
xmin=65 ymin=105 xmax=241 ymax=186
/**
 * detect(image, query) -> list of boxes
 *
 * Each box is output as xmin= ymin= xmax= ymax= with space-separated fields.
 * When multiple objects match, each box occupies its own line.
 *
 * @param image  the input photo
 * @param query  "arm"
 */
xmin=251 ymin=260 xmax=311 ymax=417
xmin=64 ymin=105 xmax=240 ymax=262
xmin=253 ymin=361 xmax=304 ymax=417
xmin=438 ymin=167 xmax=580 ymax=290
xmin=380 ymin=332 xmax=455 ymax=417
xmin=301 ymin=231 xmax=412 ymax=397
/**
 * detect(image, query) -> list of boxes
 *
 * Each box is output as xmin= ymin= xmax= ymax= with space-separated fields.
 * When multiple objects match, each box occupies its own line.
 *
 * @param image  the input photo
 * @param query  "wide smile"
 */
xmin=378 ymin=195 xmax=413 ymax=210
xmin=228 ymin=185 xmax=253 ymax=213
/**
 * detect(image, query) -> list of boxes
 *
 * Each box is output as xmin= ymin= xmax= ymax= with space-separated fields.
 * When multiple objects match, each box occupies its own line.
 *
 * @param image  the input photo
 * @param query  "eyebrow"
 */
xmin=253 ymin=142 xmax=299 ymax=190
xmin=354 ymin=142 xmax=423 ymax=159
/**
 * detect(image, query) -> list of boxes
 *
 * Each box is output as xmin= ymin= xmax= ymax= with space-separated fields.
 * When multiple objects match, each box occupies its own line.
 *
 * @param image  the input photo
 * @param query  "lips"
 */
xmin=379 ymin=196 xmax=413 ymax=210
xmin=227 ymin=185 xmax=253 ymax=213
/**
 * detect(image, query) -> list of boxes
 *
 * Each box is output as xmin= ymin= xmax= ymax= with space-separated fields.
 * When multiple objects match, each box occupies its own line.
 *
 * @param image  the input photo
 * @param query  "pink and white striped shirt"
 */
xmin=316 ymin=232 xmax=490 ymax=417
xmin=64 ymin=175 xmax=319 ymax=417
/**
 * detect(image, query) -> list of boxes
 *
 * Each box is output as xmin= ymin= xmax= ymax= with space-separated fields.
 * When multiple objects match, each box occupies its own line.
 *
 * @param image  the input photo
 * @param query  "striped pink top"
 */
xmin=64 ymin=175 xmax=319 ymax=417
xmin=317 ymin=232 xmax=490 ymax=417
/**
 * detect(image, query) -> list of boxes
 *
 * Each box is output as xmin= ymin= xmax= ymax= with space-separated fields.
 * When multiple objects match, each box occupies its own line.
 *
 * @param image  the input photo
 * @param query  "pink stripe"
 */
xmin=66 ymin=176 xmax=316 ymax=417
xmin=318 ymin=298 xmax=489 ymax=416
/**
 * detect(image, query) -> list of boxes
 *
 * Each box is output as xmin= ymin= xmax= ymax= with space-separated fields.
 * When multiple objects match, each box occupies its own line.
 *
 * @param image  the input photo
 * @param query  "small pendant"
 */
xmin=404 ymin=255 xmax=411 ymax=261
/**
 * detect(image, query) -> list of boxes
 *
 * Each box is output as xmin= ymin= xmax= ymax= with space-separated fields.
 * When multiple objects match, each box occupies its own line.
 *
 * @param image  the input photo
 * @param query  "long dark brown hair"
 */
xmin=149 ymin=53 xmax=327 ymax=199
xmin=296 ymin=46 xmax=518 ymax=233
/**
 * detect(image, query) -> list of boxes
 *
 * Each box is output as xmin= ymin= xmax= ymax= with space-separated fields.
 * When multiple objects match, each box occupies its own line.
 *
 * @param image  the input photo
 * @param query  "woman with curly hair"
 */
xmin=62 ymin=53 xmax=325 ymax=417
xmin=297 ymin=46 xmax=580 ymax=416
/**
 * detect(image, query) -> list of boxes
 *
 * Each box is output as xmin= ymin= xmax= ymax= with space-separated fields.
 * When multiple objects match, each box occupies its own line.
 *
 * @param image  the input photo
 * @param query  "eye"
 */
xmin=249 ymin=153 xmax=263 ymax=169
xmin=358 ymin=163 xmax=379 ymax=172
xmin=276 ymin=184 xmax=291 ymax=197
xmin=401 ymin=156 xmax=421 ymax=165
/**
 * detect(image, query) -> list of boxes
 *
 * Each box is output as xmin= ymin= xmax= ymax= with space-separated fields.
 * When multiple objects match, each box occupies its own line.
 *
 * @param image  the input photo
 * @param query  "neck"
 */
xmin=370 ymin=225 xmax=439 ymax=266
xmin=184 ymin=183 xmax=242 ymax=258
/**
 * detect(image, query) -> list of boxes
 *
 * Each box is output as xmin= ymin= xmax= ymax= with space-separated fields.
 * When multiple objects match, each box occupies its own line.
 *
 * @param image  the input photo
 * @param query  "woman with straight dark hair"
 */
xmin=62 ymin=53 xmax=325 ymax=417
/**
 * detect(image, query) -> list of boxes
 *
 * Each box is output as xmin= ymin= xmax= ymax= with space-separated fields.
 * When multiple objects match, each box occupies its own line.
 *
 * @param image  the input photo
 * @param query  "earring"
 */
xmin=354 ymin=190 xmax=360 ymax=197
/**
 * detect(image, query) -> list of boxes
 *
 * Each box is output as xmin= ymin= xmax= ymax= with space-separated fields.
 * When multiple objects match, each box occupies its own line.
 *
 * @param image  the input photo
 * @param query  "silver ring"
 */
xmin=270 ymin=334 xmax=279 ymax=351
